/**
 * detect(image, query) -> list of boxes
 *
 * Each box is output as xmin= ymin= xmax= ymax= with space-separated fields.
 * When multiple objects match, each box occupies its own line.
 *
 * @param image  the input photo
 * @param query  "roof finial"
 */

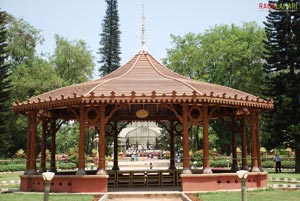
xmin=141 ymin=0 xmax=146 ymax=51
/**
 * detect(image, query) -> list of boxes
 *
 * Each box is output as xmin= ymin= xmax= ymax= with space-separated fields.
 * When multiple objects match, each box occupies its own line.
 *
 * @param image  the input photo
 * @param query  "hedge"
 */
xmin=192 ymin=159 xmax=296 ymax=169
xmin=0 ymin=163 xmax=25 ymax=172
xmin=0 ymin=161 xmax=77 ymax=172
xmin=57 ymin=162 xmax=77 ymax=170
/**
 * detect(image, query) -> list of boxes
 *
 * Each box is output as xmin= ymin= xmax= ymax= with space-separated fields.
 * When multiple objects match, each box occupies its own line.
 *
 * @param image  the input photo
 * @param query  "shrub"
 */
xmin=0 ymin=163 xmax=25 ymax=172
xmin=58 ymin=162 xmax=77 ymax=170
xmin=281 ymin=160 xmax=295 ymax=169
xmin=262 ymin=159 xmax=295 ymax=169
xmin=15 ymin=149 xmax=26 ymax=158
xmin=262 ymin=160 xmax=274 ymax=168
xmin=211 ymin=159 xmax=232 ymax=168
xmin=193 ymin=150 xmax=203 ymax=162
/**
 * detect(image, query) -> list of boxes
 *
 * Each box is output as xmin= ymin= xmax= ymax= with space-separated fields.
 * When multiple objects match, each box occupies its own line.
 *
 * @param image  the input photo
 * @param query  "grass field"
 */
xmin=268 ymin=172 xmax=300 ymax=179
xmin=0 ymin=189 xmax=299 ymax=201
xmin=0 ymin=172 xmax=22 ymax=181
xmin=0 ymin=193 xmax=96 ymax=201
xmin=199 ymin=189 xmax=300 ymax=201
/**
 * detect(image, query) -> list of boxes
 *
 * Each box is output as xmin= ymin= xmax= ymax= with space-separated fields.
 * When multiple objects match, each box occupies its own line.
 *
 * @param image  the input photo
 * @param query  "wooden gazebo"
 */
xmin=13 ymin=49 xmax=273 ymax=192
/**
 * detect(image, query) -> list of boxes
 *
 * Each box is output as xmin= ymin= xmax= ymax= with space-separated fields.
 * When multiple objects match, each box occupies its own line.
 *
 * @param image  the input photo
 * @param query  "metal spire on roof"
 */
xmin=141 ymin=0 xmax=147 ymax=52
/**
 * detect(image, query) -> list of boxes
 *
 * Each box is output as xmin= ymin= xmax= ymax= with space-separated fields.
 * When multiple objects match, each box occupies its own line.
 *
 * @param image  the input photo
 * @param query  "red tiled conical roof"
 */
xmin=13 ymin=50 xmax=273 ymax=112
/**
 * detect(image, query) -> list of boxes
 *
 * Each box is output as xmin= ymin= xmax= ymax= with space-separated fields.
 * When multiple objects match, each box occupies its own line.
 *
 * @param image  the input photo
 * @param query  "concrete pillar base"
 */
xmin=251 ymin=166 xmax=260 ymax=172
xmin=203 ymin=168 xmax=213 ymax=174
xmin=27 ymin=169 xmax=37 ymax=175
xmin=241 ymin=165 xmax=249 ymax=171
xmin=38 ymin=168 xmax=46 ymax=174
xmin=182 ymin=168 xmax=192 ymax=174
xmin=231 ymin=165 xmax=240 ymax=172
xmin=96 ymin=169 xmax=107 ymax=175
xmin=76 ymin=169 xmax=86 ymax=175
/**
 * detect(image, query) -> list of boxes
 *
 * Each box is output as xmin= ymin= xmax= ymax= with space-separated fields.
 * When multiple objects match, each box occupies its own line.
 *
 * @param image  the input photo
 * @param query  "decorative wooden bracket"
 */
xmin=105 ymin=104 xmax=124 ymax=123
xmin=162 ymin=103 xmax=182 ymax=122
xmin=208 ymin=106 xmax=220 ymax=120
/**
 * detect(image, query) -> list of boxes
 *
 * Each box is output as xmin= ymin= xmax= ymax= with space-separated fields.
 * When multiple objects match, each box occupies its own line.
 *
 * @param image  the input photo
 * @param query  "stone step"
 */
xmin=269 ymin=177 xmax=300 ymax=183
xmin=99 ymin=193 xmax=192 ymax=201
xmin=0 ymin=180 xmax=20 ymax=185
xmin=272 ymin=183 xmax=300 ymax=189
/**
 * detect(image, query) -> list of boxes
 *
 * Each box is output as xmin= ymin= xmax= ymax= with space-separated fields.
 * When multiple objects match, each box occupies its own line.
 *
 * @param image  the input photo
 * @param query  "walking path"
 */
xmin=269 ymin=176 xmax=300 ymax=190
xmin=0 ymin=180 xmax=20 ymax=185
xmin=99 ymin=192 xmax=191 ymax=201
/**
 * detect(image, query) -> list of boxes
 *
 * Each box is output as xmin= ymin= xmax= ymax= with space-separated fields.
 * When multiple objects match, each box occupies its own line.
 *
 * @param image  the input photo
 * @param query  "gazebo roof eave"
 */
xmin=12 ymin=94 xmax=274 ymax=113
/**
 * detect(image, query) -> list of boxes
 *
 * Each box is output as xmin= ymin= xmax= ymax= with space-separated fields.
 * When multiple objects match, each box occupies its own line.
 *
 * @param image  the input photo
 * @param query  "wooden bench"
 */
xmin=108 ymin=169 xmax=182 ymax=188
xmin=131 ymin=171 xmax=146 ymax=187
xmin=107 ymin=170 xmax=117 ymax=187
xmin=146 ymin=171 xmax=160 ymax=186
xmin=160 ymin=170 xmax=175 ymax=186
xmin=175 ymin=170 xmax=182 ymax=186
xmin=116 ymin=171 xmax=131 ymax=187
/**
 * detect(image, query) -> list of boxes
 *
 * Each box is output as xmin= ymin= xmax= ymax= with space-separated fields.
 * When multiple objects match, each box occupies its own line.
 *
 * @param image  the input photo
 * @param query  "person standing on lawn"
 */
xmin=274 ymin=154 xmax=281 ymax=173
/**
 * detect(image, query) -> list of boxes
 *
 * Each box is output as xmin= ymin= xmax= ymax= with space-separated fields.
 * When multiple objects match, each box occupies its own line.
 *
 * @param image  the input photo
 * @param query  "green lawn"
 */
xmin=0 ymin=172 xmax=22 ymax=181
xmin=0 ymin=184 xmax=19 ymax=189
xmin=0 ymin=193 xmax=96 ymax=201
xmin=199 ymin=189 xmax=300 ymax=201
xmin=0 ymin=189 xmax=299 ymax=201
xmin=268 ymin=172 xmax=300 ymax=179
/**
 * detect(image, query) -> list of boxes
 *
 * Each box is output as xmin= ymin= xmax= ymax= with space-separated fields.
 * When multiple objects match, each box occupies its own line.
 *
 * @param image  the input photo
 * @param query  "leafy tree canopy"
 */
xmin=163 ymin=22 xmax=266 ymax=154
xmin=6 ymin=14 xmax=44 ymax=66
xmin=1 ymin=14 xmax=95 ymax=157
xmin=52 ymin=34 xmax=94 ymax=85
xmin=163 ymin=22 xmax=266 ymax=96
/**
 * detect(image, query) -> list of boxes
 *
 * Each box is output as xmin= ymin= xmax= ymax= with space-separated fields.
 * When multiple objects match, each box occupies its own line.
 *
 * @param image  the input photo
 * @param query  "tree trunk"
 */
xmin=295 ymin=147 xmax=300 ymax=173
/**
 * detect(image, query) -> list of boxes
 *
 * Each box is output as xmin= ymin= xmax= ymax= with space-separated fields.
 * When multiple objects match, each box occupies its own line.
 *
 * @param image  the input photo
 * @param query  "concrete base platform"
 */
xmin=181 ymin=172 xmax=267 ymax=192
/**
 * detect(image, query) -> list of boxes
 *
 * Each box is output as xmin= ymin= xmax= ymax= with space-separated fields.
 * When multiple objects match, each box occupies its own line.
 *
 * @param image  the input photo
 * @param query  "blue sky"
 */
xmin=2 ymin=0 xmax=268 ymax=76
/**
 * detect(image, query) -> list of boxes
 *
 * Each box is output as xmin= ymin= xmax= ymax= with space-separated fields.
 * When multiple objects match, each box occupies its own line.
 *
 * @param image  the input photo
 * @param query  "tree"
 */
xmin=56 ymin=122 xmax=79 ymax=154
xmin=1 ymin=14 xmax=95 ymax=157
xmin=7 ymin=56 xmax=64 ymax=157
xmin=98 ymin=0 xmax=121 ymax=76
xmin=6 ymin=14 xmax=44 ymax=67
xmin=262 ymin=0 xmax=300 ymax=172
xmin=10 ymin=58 xmax=64 ymax=101
xmin=163 ymin=22 xmax=266 ymax=154
xmin=2 ymin=15 xmax=64 ymax=157
xmin=52 ymin=35 xmax=94 ymax=85
xmin=0 ymin=10 xmax=12 ymax=157
xmin=0 ymin=14 xmax=47 ymax=157
xmin=163 ymin=22 xmax=266 ymax=96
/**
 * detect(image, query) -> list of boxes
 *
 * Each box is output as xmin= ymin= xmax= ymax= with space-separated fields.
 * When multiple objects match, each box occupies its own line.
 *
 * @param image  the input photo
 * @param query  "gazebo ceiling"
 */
xmin=13 ymin=50 xmax=273 ymax=112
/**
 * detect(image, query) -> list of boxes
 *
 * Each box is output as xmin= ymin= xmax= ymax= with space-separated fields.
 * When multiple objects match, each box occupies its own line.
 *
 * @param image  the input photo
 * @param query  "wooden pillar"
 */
xmin=25 ymin=114 xmax=32 ymax=175
xmin=50 ymin=119 xmax=57 ymax=172
xmin=112 ymin=122 xmax=120 ymax=171
xmin=250 ymin=110 xmax=259 ymax=172
xmin=255 ymin=114 xmax=263 ymax=172
xmin=241 ymin=118 xmax=249 ymax=170
xmin=97 ymin=104 xmax=106 ymax=174
xmin=231 ymin=117 xmax=239 ymax=171
xmin=202 ymin=105 xmax=212 ymax=174
xmin=28 ymin=111 xmax=37 ymax=175
xmin=169 ymin=121 xmax=176 ymax=170
xmin=182 ymin=104 xmax=191 ymax=174
xmin=76 ymin=106 xmax=86 ymax=175
xmin=39 ymin=118 xmax=47 ymax=173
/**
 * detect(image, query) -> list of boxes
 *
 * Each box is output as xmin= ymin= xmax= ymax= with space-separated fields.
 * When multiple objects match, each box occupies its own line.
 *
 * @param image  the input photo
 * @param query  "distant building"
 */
xmin=119 ymin=122 xmax=161 ymax=149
